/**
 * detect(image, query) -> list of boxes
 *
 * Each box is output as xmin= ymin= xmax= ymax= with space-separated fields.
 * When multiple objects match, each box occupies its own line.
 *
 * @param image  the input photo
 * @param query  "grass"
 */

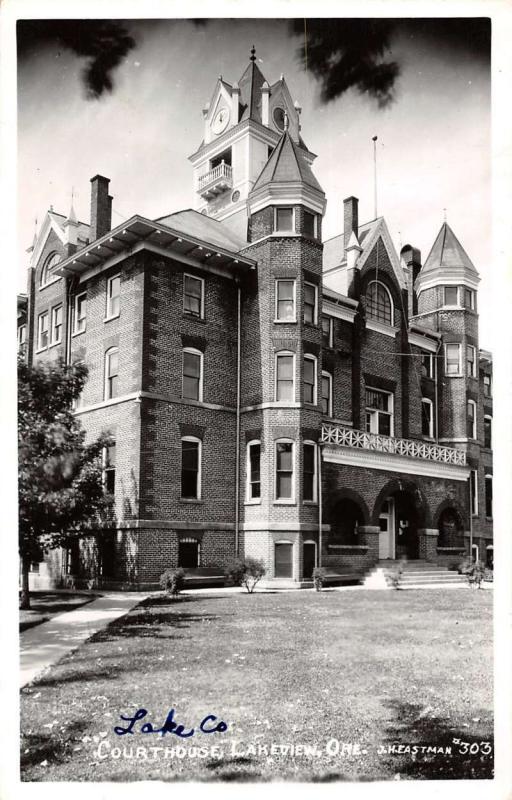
xmin=20 ymin=589 xmax=493 ymax=782
xmin=20 ymin=591 xmax=100 ymax=632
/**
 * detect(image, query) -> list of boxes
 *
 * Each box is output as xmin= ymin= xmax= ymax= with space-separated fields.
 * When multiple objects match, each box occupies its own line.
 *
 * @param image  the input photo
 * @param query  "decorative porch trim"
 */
xmin=322 ymin=445 xmax=469 ymax=481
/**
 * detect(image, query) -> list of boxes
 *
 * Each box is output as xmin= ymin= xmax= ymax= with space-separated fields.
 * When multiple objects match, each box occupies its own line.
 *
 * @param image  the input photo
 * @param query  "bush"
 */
xmin=225 ymin=557 xmax=266 ymax=593
xmin=312 ymin=567 xmax=327 ymax=591
xmin=465 ymin=560 xmax=486 ymax=589
xmin=159 ymin=567 xmax=186 ymax=597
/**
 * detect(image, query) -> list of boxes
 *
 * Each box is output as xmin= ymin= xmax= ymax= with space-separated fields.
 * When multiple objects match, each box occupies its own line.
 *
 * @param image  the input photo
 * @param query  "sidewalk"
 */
xmin=19 ymin=592 xmax=147 ymax=688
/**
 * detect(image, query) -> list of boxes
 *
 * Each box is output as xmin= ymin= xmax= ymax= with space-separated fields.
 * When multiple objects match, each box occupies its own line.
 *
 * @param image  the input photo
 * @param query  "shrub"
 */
xmin=225 ymin=557 xmax=266 ymax=593
xmin=465 ymin=560 xmax=486 ymax=589
xmin=159 ymin=567 xmax=186 ymax=598
xmin=312 ymin=567 xmax=327 ymax=591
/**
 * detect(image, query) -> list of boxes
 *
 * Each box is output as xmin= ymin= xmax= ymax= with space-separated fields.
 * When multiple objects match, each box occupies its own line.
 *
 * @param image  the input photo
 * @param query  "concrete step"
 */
xmin=399 ymin=574 xmax=467 ymax=583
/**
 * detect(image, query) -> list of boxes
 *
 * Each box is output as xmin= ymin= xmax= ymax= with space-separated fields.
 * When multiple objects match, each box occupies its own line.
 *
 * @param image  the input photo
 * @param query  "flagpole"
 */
xmin=372 ymin=136 xmax=378 ymax=219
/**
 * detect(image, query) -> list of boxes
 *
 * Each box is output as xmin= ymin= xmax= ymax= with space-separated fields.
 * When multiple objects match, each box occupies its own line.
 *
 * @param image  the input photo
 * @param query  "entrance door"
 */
xmin=379 ymin=498 xmax=395 ymax=559
xmin=178 ymin=538 xmax=200 ymax=568
xmin=303 ymin=541 xmax=316 ymax=579
xmin=275 ymin=542 xmax=293 ymax=578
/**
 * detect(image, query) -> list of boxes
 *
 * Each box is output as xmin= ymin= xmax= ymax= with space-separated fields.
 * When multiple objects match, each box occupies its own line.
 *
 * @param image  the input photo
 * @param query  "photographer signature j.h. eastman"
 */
xmin=114 ymin=708 xmax=228 ymax=739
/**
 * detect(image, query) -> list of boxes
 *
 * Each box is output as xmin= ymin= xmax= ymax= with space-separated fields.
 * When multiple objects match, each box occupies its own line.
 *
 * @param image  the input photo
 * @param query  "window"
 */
xmin=466 ymin=345 xmax=476 ymax=378
xmin=275 ymin=207 xmax=294 ymax=233
xmin=467 ymin=399 xmax=477 ymax=439
xmin=106 ymin=274 xmax=120 ymax=319
xmin=275 ymin=279 xmax=296 ymax=322
xmin=104 ymin=347 xmax=119 ymax=400
xmin=303 ymin=211 xmax=317 ymax=238
xmin=275 ymin=352 xmax=294 ymax=401
xmin=485 ymin=475 xmax=493 ymax=519
xmin=183 ymin=274 xmax=204 ymax=318
xmin=303 ymin=355 xmax=317 ymax=405
xmin=247 ymin=441 xmax=261 ymax=501
xmin=444 ymin=286 xmax=459 ymax=306
xmin=421 ymin=398 xmax=434 ymax=438
xmin=40 ymin=252 xmax=61 ymax=287
xmin=303 ymin=282 xmax=317 ymax=325
xmin=464 ymin=288 xmax=475 ymax=309
xmin=37 ymin=312 xmax=49 ymax=350
xmin=181 ymin=438 xmax=201 ymax=499
xmin=275 ymin=441 xmax=294 ymax=501
xmin=366 ymin=281 xmax=393 ymax=325
xmin=420 ymin=351 xmax=434 ymax=379
xmin=51 ymin=305 xmax=63 ymax=345
xmin=470 ymin=469 xmax=478 ymax=516
xmin=303 ymin=442 xmax=317 ymax=502
xmin=484 ymin=415 xmax=492 ymax=449
xmin=365 ymin=388 xmax=393 ymax=436
xmin=17 ymin=325 xmax=27 ymax=350
xmin=178 ymin=537 xmax=201 ymax=568
xmin=182 ymin=348 xmax=203 ymax=401
xmin=321 ymin=371 xmax=333 ymax=416
xmin=483 ymin=374 xmax=492 ymax=398
xmin=321 ymin=316 xmax=333 ymax=347
xmin=73 ymin=292 xmax=87 ymax=334
xmin=445 ymin=343 xmax=461 ymax=376
xmin=103 ymin=443 xmax=116 ymax=494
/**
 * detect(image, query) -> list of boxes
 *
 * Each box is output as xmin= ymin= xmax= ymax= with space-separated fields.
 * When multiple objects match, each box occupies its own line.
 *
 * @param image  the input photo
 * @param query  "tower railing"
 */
xmin=198 ymin=162 xmax=233 ymax=194
xmin=320 ymin=423 xmax=467 ymax=466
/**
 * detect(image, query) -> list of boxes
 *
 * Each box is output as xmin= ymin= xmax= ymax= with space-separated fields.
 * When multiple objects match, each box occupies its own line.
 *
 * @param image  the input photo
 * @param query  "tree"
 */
xmin=18 ymin=356 xmax=112 ymax=609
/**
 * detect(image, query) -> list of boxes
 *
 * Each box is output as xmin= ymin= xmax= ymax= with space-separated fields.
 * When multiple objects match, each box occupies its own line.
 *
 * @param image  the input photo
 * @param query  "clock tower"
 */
xmin=188 ymin=47 xmax=317 ymax=239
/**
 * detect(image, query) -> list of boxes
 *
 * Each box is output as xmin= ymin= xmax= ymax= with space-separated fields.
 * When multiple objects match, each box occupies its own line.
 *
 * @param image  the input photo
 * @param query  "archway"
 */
xmin=373 ymin=481 xmax=426 ymax=560
xmin=328 ymin=497 xmax=366 ymax=546
xmin=437 ymin=507 xmax=464 ymax=549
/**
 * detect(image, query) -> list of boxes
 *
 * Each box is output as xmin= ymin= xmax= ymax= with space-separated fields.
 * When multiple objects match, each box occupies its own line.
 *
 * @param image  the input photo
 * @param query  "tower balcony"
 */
xmin=321 ymin=424 xmax=467 ymax=469
xmin=197 ymin=162 xmax=233 ymax=199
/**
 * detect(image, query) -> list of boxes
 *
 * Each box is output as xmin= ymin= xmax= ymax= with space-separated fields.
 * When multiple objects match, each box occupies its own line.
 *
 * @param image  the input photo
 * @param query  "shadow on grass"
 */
xmin=203 ymin=755 xmax=262 ymax=782
xmin=26 ymin=663 xmax=125 ymax=689
xmin=380 ymin=699 xmax=493 ymax=779
xmin=90 ymin=607 xmax=225 ymax=643
xmin=20 ymin=718 xmax=89 ymax=777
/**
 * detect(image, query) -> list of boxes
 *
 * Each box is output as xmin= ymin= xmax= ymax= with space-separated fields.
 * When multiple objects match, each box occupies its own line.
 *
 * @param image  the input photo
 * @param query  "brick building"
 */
xmin=19 ymin=51 xmax=493 ymax=589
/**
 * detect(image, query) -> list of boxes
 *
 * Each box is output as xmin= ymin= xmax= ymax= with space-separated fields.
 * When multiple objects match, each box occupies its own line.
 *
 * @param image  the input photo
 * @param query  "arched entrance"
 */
xmin=374 ymin=482 xmax=425 ymax=559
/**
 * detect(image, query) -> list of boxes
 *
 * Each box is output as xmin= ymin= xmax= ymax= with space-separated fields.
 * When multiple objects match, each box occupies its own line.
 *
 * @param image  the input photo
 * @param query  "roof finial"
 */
xmin=443 ymin=207 xmax=447 ymax=223
xmin=283 ymin=110 xmax=289 ymax=131
xmin=250 ymin=45 xmax=256 ymax=62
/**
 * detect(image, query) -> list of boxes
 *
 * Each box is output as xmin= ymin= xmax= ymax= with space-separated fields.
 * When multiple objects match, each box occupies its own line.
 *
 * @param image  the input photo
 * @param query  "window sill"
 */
xmin=39 ymin=278 xmax=62 ymax=290
xmin=49 ymin=340 xmax=62 ymax=349
xmin=445 ymin=373 xmax=463 ymax=378
xmin=35 ymin=346 xmax=48 ymax=354
xmin=244 ymin=500 xmax=261 ymax=506
xmin=273 ymin=319 xmax=297 ymax=324
xmin=72 ymin=329 xmax=86 ymax=338
xmin=303 ymin=321 xmax=318 ymax=329
xmin=179 ymin=498 xmax=204 ymax=504
xmin=104 ymin=314 xmax=120 ymax=323
xmin=365 ymin=319 xmax=399 ymax=338
xmin=274 ymin=500 xmax=296 ymax=506
xmin=303 ymin=500 xmax=318 ymax=506
xmin=183 ymin=313 xmax=205 ymax=323
xmin=486 ymin=517 xmax=493 ymax=521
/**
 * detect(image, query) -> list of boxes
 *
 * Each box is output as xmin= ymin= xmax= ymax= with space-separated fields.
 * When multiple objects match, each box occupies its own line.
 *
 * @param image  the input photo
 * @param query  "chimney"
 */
xmin=90 ymin=175 xmax=112 ymax=241
xmin=344 ymin=196 xmax=359 ymax=254
xmin=400 ymin=244 xmax=422 ymax=318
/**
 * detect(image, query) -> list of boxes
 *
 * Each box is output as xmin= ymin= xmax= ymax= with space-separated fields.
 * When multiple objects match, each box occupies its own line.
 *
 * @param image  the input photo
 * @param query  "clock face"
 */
xmin=212 ymin=107 xmax=230 ymax=134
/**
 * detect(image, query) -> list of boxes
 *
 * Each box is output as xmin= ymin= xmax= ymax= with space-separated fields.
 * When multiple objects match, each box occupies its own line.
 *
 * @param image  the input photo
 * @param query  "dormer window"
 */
xmin=274 ymin=207 xmax=294 ymax=233
xmin=366 ymin=281 xmax=393 ymax=326
xmin=273 ymin=106 xmax=286 ymax=132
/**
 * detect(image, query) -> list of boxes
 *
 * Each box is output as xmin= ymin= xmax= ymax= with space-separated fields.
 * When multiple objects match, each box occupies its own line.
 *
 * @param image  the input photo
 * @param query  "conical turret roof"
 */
xmin=251 ymin=130 xmax=323 ymax=195
xmin=421 ymin=222 xmax=478 ymax=277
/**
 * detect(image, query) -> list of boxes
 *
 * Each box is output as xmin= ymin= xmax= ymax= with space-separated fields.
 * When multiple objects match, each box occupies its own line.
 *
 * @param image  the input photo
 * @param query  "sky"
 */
xmin=16 ymin=17 xmax=492 ymax=346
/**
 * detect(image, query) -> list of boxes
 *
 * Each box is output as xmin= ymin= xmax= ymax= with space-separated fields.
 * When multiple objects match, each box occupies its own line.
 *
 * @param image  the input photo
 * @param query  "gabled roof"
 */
xmin=322 ymin=219 xmax=380 ymax=273
xmin=155 ymin=209 xmax=248 ymax=251
xmin=238 ymin=60 xmax=266 ymax=123
xmin=251 ymin=131 xmax=323 ymax=194
xmin=421 ymin=222 xmax=478 ymax=278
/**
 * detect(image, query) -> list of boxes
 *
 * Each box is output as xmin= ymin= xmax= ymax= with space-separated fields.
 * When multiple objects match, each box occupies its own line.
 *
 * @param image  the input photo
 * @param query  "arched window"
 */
xmin=366 ymin=281 xmax=393 ymax=325
xmin=40 ymin=252 xmax=62 ymax=287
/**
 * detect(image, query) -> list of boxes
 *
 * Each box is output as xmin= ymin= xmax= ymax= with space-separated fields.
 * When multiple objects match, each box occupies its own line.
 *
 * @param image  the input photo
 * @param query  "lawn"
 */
xmin=20 ymin=588 xmax=493 ymax=782
xmin=20 ymin=591 xmax=100 ymax=632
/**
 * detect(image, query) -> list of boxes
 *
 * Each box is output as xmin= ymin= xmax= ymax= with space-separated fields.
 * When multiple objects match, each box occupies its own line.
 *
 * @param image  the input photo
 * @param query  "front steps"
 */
xmin=365 ymin=559 xmax=469 ymax=589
